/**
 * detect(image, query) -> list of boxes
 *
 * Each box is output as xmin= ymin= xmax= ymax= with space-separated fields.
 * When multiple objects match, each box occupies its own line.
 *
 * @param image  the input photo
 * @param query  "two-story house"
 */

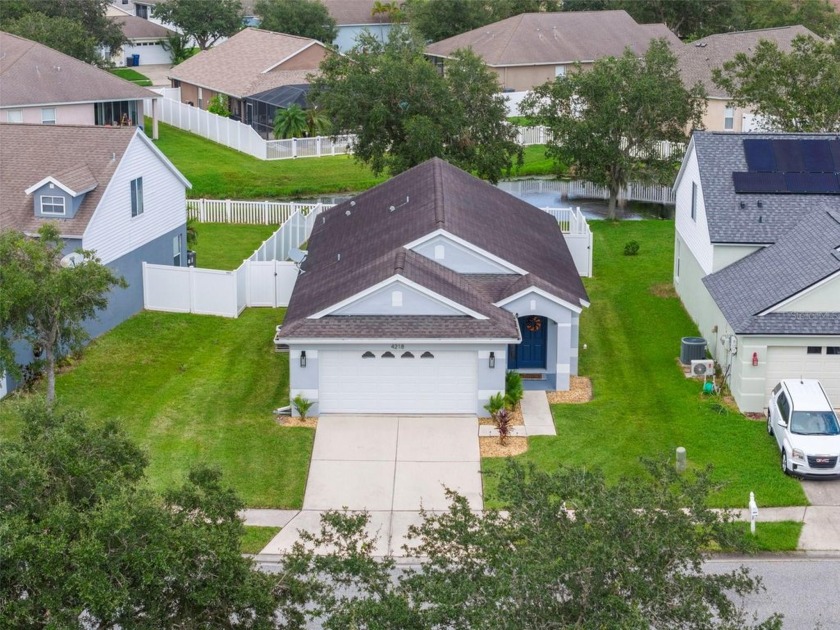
xmin=673 ymin=131 xmax=840 ymax=412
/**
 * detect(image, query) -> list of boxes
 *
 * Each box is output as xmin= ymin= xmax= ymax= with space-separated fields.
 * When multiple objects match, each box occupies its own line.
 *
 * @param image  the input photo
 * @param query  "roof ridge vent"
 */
xmin=394 ymin=250 xmax=406 ymax=272
xmin=433 ymin=160 xmax=446 ymax=227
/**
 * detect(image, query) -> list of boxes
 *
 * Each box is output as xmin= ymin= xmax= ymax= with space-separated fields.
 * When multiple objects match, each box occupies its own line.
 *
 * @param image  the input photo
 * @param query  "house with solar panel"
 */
xmin=673 ymin=132 xmax=840 ymax=412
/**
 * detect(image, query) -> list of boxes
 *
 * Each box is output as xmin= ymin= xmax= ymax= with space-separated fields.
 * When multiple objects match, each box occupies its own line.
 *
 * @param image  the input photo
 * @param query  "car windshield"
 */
xmin=790 ymin=411 xmax=840 ymax=436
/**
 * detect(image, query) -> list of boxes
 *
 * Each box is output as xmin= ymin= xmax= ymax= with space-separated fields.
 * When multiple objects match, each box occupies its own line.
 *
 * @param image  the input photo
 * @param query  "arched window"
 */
xmin=382 ymin=351 xmax=395 ymax=358
xmin=362 ymin=351 xmax=375 ymax=358
xmin=401 ymin=351 xmax=414 ymax=358
xmin=420 ymin=351 xmax=434 ymax=359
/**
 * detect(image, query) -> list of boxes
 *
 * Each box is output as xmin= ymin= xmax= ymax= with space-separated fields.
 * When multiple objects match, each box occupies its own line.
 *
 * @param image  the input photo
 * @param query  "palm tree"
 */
xmin=273 ymin=105 xmax=307 ymax=139
xmin=305 ymin=106 xmax=332 ymax=137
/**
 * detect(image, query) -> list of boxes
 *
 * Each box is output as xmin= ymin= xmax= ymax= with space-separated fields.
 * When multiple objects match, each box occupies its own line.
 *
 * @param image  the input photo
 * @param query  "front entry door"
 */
xmin=509 ymin=315 xmax=548 ymax=369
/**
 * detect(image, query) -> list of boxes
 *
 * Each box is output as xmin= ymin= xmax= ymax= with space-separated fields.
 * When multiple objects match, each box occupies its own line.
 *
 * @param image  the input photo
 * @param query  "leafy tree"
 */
xmin=0 ymin=0 xmax=124 ymax=65
xmin=3 ymin=13 xmax=101 ymax=65
xmin=255 ymin=0 xmax=339 ymax=45
xmin=287 ymin=459 xmax=782 ymax=628
xmin=161 ymin=32 xmax=197 ymax=64
xmin=371 ymin=0 xmax=406 ymax=23
xmin=405 ymin=0 xmax=562 ymax=43
xmin=274 ymin=104 xmax=309 ymax=139
xmin=305 ymin=105 xmax=332 ymax=136
xmin=310 ymin=29 xmax=521 ymax=182
xmin=208 ymin=93 xmax=232 ymax=117
xmin=729 ymin=0 xmax=840 ymax=38
xmin=712 ymin=35 xmax=840 ymax=132
xmin=152 ymin=0 xmax=243 ymax=50
xmin=0 ymin=224 xmax=127 ymax=403
xmin=0 ymin=400 xmax=303 ymax=628
xmin=522 ymin=39 xmax=706 ymax=219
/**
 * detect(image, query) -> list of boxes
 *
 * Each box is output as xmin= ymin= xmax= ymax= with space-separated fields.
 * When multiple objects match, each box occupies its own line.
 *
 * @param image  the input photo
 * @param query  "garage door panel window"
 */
xmin=382 ymin=351 xmax=395 ymax=358
xmin=362 ymin=351 xmax=375 ymax=358
xmin=401 ymin=352 xmax=414 ymax=358
xmin=421 ymin=351 xmax=434 ymax=358
xmin=828 ymin=347 xmax=840 ymax=355
xmin=808 ymin=346 xmax=823 ymax=354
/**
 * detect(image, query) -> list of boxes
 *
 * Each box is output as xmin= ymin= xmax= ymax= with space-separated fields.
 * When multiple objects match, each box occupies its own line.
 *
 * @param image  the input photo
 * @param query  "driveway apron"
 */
xmin=261 ymin=415 xmax=482 ymax=556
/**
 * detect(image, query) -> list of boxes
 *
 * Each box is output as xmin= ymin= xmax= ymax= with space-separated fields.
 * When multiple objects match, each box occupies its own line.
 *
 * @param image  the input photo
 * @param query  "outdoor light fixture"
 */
xmin=489 ymin=352 xmax=495 ymax=368
xmin=752 ymin=352 xmax=758 ymax=367
xmin=300 ymin=351 xmax=307 ymax=368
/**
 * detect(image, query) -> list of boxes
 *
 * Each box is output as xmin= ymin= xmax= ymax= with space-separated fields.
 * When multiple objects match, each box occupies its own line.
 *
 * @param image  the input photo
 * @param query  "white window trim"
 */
xmin=724 ymin=105 xmax=734 ymax=131
xmin=41 ymin=108 xmax=56 ymax=125
xmin=40 ymin=195 xmax=66 ymax=215
xmin=690 ymin=182 xmax=697 ymax=222
xmin=130 ymin=177 xmax=144 ymax=218
xmin=7 ymin=109 xmax=23 ymax=123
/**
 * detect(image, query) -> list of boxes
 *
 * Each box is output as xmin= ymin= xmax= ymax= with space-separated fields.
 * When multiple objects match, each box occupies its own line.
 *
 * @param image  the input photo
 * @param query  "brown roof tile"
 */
xmin=676 ymin=25 xmax=817 ymax=98
xmin=167 ymin=27 xmax=327 ymax=97
xmin=0 ymin=123 xmax=135 ymax=236
xmin=322 ymin=0 xmax=387 ymax=25
xmin=111 ymin=14 xmax=176 ymax=39
xmin=0 ymin=32 xmax=157 ymax=107
xmin=425 ymin=10 xmax=680 ymax=66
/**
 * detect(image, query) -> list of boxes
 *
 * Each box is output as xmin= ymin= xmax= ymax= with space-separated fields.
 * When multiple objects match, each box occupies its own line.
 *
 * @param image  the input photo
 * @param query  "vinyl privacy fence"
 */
xmin=144 ymin=204 xmax=593 ymax=318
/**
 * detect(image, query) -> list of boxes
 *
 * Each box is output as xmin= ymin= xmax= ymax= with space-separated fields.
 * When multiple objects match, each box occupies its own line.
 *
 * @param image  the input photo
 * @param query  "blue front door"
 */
xmin=509 ymin=316 xmax=547 ymax=369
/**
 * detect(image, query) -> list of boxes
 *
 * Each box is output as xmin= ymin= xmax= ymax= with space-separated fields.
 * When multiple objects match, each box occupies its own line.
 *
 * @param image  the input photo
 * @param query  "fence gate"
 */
xmin=247 ymin=261 xmax=278 ymax=307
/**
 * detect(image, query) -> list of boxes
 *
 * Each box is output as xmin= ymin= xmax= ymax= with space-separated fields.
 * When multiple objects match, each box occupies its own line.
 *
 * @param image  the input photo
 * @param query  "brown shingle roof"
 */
xmin=168 ymin=27 xmax=326 ymax=98
xmin=425 ymin=10 xmax=679 ymax=65
xmin=111 ymin=13 xmax=175 ymax=39
xmin=676 ymin=25 xmax=817 ymax=98
xmin=280 ymin=158 xmax=588 ymax=340
xmin=0 ymin=123 xmax=135 ymax=237
xmin=0 ymin=32 xmax=157 ymax=108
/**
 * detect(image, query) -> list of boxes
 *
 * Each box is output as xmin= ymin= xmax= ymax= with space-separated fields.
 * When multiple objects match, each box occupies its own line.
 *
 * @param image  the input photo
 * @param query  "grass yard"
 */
xmin=42 ymin=309 xmax=310 ymax=508
xmin=110 ymin=67 xmax=153 ymax=86
xmin=242 ymin=526 xmax=282 ymax=554
xmin=724 ymin=521 xmax=802 ymax=552
xmin=192 ymin=223 xmax=280 ymax=270
xmin=149 ymin=122 xmax=559 ymax=200
xmin=483 ymin=221 xmax=807 ymax=509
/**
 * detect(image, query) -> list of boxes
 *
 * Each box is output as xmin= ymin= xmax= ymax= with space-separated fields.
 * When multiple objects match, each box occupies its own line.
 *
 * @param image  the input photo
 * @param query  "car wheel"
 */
xmin=767 ymin=413 xmax=774 ymax=436
xmin=781 ymin=450 xmax=789 ymax=475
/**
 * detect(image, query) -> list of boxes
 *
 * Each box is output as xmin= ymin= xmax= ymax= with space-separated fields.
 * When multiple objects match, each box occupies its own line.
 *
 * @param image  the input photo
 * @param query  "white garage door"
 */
xmin=319 ymin=349 xmax=477 ymax=414
xmin=766 ymin=346 xmax=840 ymax=405
xmin=124 ymin=43 xmax=171 ymax=66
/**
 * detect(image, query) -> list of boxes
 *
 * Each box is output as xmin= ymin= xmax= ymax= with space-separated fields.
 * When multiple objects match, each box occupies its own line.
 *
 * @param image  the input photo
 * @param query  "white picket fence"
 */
xmin=187 ymin=199 xmax=322 ymax=224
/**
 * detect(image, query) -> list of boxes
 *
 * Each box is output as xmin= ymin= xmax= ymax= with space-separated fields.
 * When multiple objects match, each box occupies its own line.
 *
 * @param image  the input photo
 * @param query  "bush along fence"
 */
xmin=146 ymin=203 xmax=593 ymax=318
xmin=144 ymin=92 xmax=684 ymax=163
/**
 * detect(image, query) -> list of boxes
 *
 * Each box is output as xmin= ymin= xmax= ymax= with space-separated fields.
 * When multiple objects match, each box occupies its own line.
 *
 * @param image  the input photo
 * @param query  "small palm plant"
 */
xmin=292 ymin=394 xmax=314 ymax=422
xmin=495 ymin=408 xmax=511 ymax=445
xmin=273 ymin=104 xmax=308 ymax=139
xmin=305 ymin=106 xmax=332 ymax=137
xmin=505 ymin=370 xmax=524 ymax=411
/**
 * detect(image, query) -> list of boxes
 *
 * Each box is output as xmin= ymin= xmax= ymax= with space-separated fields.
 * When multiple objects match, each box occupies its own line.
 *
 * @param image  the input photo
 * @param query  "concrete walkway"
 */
xmin=520 ymin=390 xmax=556 ymax=436
xmin=239 ymin=509 xmax=298 ymax=528
xmin=138 ymin=64 xmax=173 ymax=87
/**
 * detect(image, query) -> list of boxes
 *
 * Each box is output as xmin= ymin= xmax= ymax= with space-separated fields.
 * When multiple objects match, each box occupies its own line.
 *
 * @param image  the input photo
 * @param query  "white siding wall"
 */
xmin=333 ymin=280 xmax=463 ymax=316
xmin=776 ymin=273 xmax=840 ymax=313
xmin=674 ymin=146 xmax=714 ymax=275
xmin=412 ymin=234 xmax=517 ymax=274
xmin=84 ymin=134 xmax=187 ymax=264
xmin=712 ymin=244 xmax=763 ymax=272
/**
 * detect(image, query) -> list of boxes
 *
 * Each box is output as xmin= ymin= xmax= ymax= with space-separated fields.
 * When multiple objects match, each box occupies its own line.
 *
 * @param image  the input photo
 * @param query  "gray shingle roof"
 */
xmin=322 ymin=0 xmax=388 ymax=26
xmin=676 ymin=25 xmax=816 ymax=98
xmin=111 ymin=14 xmax=176 ymax=39
xmin=280 ymin=157 xmax=588 ymax=340
xmin=425 ymin=11 xmax=679 ymax=65
xmin=0 ymin=123 xmax=136 ymax=237
xmin=703 ymin=208 xmax=840 ymax=334
xmin=692 ymin=131 xmax=840 ymax=244
xmin=0 ymin=32 xmax=157 ymax=108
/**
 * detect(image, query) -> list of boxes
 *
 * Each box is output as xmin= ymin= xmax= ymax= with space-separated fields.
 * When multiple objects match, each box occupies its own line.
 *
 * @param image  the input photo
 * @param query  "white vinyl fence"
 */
xmin=144 ymin=202 xmax=593 ymax=317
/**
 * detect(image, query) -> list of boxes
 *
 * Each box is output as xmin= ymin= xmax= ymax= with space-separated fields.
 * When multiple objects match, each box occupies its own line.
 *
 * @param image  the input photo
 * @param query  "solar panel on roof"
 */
xmin=801 ymin=140 xmax=835 ymax=173
xmin=773 ymin=140 xmax=805 ymax=173
xmin=830 ymin=140 xmax=840 ymax=171
xmin=743 ymin=139 xmax=775 ymax=172
xmin=784 ymin=172 xmax=840 ymax=194
xmin=733 ymin=172 xmax=787 ymax=193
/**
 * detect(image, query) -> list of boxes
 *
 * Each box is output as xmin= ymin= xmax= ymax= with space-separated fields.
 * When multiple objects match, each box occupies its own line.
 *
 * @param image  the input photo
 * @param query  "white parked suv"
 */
xmin=768 ymin=379 xmax=840 ymax=477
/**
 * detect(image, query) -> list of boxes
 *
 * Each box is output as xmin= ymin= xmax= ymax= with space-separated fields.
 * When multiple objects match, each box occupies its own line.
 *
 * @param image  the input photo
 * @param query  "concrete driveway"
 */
xmin=262 ymin=415 xmax=482 ymax=556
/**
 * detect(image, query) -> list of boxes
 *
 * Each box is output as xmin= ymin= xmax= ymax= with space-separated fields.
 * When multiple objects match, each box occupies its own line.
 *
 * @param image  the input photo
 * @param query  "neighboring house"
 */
xmin=277 ymin=158 xmax=590 ymax=416
xmin=322 ymin=0 xmax=397 ymax=51
xmin=0 ymin=32 xmax=161 ymax=139
xmin=167 ymin=28 xmax=329 ymax=136
xmin=675 ymin=25 xmax=817 ymax=133
xmin=425 ymin=10 xmax=679 ymax=92
xmin=109 ymin=12 xmax=178 ymax=66
xmin=0 ymin=123 xmax=191 ymax=398
xmin=673 ymin=131 xmax=840 ymax=412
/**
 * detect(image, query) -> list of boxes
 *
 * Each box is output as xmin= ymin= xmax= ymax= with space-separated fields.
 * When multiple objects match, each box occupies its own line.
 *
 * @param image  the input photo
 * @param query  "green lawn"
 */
xmin=149 ymin=121 xmax=558 ymax=199
xmin=193 ymin=223 xmax=280 ymax=270
xmin=483 ymin=221 xmax=807 ymax=509
xmin=42 ymin=309 xmax=310 ymax=508
xmin=110 ymin=67 xmax=153 ymax=86
xmin=242 ymin=526 xmax=282 ymax=554
xmin=725 ymin=521 xmax=803 ymax=552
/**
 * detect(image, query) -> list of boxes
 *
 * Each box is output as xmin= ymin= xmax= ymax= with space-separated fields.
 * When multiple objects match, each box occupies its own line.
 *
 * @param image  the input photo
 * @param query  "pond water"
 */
xmin=292 ymin=178 xmax=655 ymax=220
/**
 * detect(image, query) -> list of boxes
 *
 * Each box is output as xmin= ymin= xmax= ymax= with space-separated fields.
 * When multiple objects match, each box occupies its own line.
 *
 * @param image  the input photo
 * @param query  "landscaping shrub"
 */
xmin=505 ymin=371 xmax=524 ymax=410
xmin=623 ymin=240 xmax=640 ymax=256
xmin=484 ymin=392 xmax=505 ymax=417
xmin=293 ymin=394 xmax=314 ymax=421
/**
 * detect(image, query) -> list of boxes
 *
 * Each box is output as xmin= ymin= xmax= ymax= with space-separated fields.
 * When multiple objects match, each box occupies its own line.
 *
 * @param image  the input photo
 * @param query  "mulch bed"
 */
xmin=546 ymin=376 xmax=592 ymax=404
xmin=480 ymin=436 xmax=528 ymax=458
xmin=478 ymin=403 xmax=524 ymax=426
xmin=275 ymin=416 xmax=318 ymax=428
